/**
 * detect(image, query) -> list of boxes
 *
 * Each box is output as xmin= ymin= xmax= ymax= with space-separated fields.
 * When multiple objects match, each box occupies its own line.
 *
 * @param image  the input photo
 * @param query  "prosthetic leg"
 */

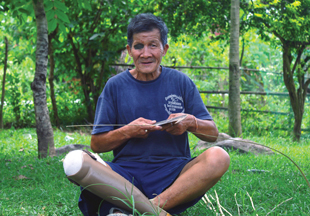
xmin=63 ymin=150 xmax=170 ymax=216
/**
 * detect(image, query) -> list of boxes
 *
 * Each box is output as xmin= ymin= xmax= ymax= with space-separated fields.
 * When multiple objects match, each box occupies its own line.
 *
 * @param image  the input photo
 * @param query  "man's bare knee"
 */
xmin=203 ymin=146 xmax=230 ymax=178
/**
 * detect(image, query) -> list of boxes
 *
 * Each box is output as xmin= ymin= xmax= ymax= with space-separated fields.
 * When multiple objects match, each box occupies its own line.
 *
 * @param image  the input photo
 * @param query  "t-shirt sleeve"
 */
xmin=184 ymin=78 xmax=213 ymax=120
xmin=91 ymin=83 xmax=116 ymax=135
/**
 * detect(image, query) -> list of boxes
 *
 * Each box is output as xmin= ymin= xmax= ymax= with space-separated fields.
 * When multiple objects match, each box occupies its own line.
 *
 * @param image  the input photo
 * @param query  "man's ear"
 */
xmin=126 ymin=45 xmax=132 ymax=57
xmin=162 ymin=44 xmax=169 ymax=56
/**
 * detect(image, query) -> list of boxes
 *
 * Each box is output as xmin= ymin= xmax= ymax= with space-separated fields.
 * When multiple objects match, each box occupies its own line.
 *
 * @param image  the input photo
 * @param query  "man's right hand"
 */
xmin=91 ymin=117 xmax=162 ymax=153
xmin=123 ymin=117 xmax=162 ymax=139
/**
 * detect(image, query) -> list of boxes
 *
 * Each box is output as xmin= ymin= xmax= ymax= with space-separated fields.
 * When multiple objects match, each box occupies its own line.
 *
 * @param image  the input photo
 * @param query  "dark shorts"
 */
xmin=78 ymin=158 xmax=202 ymax=216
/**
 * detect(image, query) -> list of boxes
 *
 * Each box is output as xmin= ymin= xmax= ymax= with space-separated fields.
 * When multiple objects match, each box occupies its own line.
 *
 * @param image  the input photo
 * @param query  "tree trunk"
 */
xmin=239 ymin=37 xmax=245 ymax=66
xmin=81 ymin=74 xmax=94 ymax=122
xmin=282 ymin=42 xmax=309 ymax=141
xmin=292 ymin=105 xmax=303 ymax=141
xmin=93 ymin=61 xmax=106 ymax=109
xmin=228 ymin=0 xmax=242 ymax=137
xmin=68 ymin=34 xmax=94 ymax=122
xmin=32 ymin=0 xmax=56 ymax=158
xmin=293 ymin=62 xmax=304 ymax=141
xmin=48 ymin=33 xmax=60 ymax=128
xmin=0 ymin=37 xmax=8 ymax=129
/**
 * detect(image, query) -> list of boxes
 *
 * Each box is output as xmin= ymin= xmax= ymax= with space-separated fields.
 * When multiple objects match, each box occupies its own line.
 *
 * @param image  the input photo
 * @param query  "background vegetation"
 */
xmin=0 ymin=0 xmax=309 ymax=215
xmin=1 ymin=1 xmax=309 ymax=137
xmin=0 ymin=14 xmax=309 ymax=135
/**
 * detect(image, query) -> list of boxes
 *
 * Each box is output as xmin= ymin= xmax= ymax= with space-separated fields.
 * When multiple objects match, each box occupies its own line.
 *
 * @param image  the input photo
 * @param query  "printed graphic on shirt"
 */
xmin=164 ymin=94 xmax=185 ymax=115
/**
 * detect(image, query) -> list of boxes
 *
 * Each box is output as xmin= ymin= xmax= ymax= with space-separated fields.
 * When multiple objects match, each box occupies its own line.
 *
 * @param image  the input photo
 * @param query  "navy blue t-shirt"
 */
xmin=92 ymin=66 xmax=212 ymax=163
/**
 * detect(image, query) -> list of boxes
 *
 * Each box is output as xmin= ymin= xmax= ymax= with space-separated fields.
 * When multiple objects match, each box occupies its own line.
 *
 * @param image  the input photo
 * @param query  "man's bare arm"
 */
xmin=191 ymin=118 xmax=218 ymax=142
xmin=91 ymin=117 xmax=162 ymax=153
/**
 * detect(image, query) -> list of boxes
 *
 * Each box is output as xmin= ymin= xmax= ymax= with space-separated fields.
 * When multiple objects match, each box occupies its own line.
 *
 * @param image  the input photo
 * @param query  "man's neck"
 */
xmin=129 ymin=67 xmax=162 ymax=81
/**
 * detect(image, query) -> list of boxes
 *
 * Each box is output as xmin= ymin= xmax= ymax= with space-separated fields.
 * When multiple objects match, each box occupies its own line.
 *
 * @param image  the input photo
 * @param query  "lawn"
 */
xmin=0 ymin=128 xmax=309 ymax=215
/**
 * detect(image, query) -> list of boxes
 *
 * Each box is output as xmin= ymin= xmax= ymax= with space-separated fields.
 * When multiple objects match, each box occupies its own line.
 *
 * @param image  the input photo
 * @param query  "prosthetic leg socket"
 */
xmin=63 ymin=150 xmax=169 ymax=216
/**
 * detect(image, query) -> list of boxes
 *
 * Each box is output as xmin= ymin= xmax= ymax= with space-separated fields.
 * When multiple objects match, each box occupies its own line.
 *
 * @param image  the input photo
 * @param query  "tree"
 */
xmin=247 ymin=0 xmax=310 ymax=141
xmin=228 ymin=0 xmax=242 ymax=137
xmin=158 ymin=0 xmax=231 ymax=39
xmin=7 ymin=0 xmax=91 ymax=157
xmin=3 ymin=0 xmax=55 ymax=156
xmin=48 ymin=29 xmax=60 ymax=128
xmin=31 ymin=0 xmax=55 ymax=158
xmin=0 ymin=37 xmax=8 ymax=129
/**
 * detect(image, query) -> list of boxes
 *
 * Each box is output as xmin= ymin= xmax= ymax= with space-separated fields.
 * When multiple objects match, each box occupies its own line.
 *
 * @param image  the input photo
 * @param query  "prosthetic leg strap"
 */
xmin=63 ymin=150 xmax=169 ymax=216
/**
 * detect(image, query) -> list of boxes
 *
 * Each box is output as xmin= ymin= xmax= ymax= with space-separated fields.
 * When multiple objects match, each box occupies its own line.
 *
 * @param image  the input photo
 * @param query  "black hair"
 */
xmin=127 ymin=13 xmax=168 ymax=48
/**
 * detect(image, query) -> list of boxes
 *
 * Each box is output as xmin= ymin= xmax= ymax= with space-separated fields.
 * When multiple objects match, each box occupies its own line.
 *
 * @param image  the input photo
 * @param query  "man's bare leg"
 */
xmin=151 ymin=147 xmax=230 ymax=210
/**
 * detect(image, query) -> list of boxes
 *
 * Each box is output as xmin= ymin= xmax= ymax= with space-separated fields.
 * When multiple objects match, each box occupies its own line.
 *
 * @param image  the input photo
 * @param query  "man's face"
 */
xmin=127 ymin=28 xmax=169 ymax=75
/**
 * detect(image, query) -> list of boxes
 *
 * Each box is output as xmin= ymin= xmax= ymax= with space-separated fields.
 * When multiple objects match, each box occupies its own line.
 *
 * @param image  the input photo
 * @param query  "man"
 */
xmin=79 ymin=13 xmax=230 ymax=216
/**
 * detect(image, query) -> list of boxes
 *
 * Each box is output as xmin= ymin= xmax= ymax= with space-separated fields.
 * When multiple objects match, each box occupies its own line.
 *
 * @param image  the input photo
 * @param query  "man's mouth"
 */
xmin=140 ymin=61 xmax=154 ymax=65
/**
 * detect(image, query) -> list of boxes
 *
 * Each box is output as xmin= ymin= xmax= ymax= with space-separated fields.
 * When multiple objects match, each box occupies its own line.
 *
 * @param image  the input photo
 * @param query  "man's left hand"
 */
xmin=163 ymin=113 xmax=196 ymax=136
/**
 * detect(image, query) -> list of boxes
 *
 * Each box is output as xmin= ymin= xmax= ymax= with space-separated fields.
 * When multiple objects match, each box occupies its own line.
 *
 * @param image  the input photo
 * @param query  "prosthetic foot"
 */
xmin=63 ymin=150 xmax=170 ymax=216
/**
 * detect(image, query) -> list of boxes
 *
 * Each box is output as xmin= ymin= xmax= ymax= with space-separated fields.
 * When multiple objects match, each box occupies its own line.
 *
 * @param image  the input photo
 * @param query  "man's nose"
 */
xmin=140 ymin=46 xmax=152 ymax=58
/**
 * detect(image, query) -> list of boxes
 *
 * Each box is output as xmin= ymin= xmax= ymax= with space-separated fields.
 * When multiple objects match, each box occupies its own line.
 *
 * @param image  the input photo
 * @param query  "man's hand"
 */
xmin=164 ymin=113 xmax=196 ymax=136
xmin=122 ymin=117 xmax=162 ymax=139
xmin=163 ymin=113 xmax=219 ymax=142
xmin=91 ymin=117 xmax=162 ymax=153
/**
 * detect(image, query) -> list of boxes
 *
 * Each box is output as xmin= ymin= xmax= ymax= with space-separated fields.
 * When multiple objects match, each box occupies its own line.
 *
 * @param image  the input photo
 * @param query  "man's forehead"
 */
xmin=132 ymin=29 xmax=161 ymax=41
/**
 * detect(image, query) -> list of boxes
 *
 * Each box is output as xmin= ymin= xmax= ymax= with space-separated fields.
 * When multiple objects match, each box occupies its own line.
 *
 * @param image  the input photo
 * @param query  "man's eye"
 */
xmin=134 ymin=44 xmax=144 ymax=49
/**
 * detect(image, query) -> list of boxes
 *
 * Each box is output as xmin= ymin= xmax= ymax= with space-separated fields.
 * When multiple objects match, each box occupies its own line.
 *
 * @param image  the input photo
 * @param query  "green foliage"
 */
xmin=1 ymin=0 xmax=309 ymax=135
xmin=157 ymin=0 xmax=231 ymax=39
xmin=0 ymin=8 xmax=36 ymax=63
xmin=0 ymin=54 xmax=35 ymax=128
xmin=47 ymin=80 xmax=88 ymax=126
xmin=9 ymin=0 xmax=33 ymax=23
xmin=45 ymin=0 xmax=71 ymax=33
xmin=0 ymin=10 xmax=89 ymax=127
xmin=247 ymin=0 xmax=310 ymax=43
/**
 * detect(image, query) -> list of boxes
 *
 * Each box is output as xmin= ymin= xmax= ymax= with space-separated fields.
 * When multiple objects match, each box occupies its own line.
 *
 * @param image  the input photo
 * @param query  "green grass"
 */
xmin=0 ymin=128 xmax=309 ymax=215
